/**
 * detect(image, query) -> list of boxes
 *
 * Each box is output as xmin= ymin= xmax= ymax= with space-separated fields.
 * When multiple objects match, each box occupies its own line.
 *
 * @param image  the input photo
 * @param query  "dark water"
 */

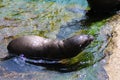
xmin=0 ymin=0 xmax=114 ymax=80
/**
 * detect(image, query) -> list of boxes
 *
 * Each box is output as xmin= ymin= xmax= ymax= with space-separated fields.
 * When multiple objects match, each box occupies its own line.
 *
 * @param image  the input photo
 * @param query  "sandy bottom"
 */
xmin=104 ymin=14 xmax=120 ymax=80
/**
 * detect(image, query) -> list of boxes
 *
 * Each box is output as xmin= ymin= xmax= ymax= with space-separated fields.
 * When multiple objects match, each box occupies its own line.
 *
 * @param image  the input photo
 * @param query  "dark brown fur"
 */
xmin=7 ymin=35 xmax=94 ymax=60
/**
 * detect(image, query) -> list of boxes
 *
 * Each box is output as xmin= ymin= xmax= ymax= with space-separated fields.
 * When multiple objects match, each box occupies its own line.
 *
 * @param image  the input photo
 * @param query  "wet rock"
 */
xmin=87 ymin=0 xmax=120 ymax=13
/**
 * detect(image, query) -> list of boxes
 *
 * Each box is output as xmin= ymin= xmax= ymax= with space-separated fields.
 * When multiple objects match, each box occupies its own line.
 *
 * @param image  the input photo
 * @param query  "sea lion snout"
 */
xmin=77 ymin=35 xmax=94 ymax=42
xmin=80 ymin=35 xmax=94 ymax=47
xmin=85 ymin=35 xmax=94 ymax=43
xmin=88 ymin=35 xmax=94 ymax=40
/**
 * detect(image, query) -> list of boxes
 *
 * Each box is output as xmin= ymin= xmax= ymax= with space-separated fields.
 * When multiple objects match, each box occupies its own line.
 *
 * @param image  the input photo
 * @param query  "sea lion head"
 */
xmin=63 ymin=35 xmax=94 ymax=57
xmin=64 ymin=35 xmax=94 ymax=47
xmin=72 ymin=35 xmax=94 ymax=47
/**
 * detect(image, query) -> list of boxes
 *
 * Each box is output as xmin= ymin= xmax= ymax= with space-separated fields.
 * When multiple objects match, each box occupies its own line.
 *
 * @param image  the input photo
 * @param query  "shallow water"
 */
xmin=0 ymin=0 xmax=113 ymax=80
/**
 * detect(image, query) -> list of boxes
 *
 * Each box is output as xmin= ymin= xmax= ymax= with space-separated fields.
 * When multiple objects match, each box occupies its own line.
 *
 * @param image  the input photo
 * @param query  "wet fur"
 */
xmin=4 ymin=35 xmax=93 ymax=61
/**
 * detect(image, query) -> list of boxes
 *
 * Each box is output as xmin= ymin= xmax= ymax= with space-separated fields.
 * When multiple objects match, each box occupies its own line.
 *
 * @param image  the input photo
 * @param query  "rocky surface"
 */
xmin=87 ymin=0 xmax=120 ymax=12
xmin=104 ymin=13 xmax=120 ymax=80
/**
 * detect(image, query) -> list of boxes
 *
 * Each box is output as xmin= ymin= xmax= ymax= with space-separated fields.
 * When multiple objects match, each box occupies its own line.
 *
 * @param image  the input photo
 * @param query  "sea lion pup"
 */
xmin=7 ymin=35 xmax=94 ymax=60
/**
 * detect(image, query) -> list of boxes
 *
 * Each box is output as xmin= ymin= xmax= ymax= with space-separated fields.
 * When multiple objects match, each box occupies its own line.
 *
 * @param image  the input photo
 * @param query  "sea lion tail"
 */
xmin=0 ymin=54 xmax=15 ymax=61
